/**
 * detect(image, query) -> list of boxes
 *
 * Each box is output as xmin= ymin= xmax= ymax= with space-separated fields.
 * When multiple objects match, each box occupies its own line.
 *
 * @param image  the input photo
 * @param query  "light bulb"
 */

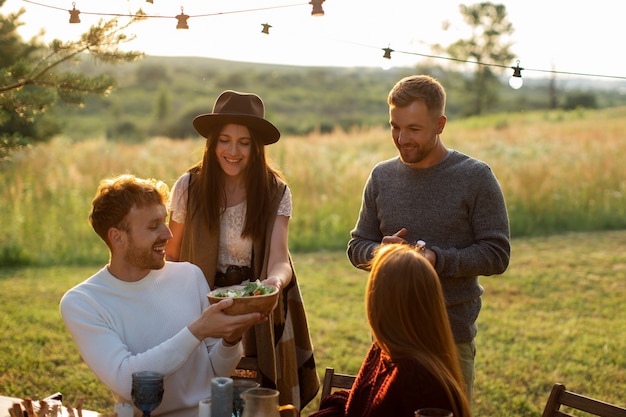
xmin=508 ymin=60 xmax=524 ymax=89
xmin=508 ymin=76 xmax=523 ymax=89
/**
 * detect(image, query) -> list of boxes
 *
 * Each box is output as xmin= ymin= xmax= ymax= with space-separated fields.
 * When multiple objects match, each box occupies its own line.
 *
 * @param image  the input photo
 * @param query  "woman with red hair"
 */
xmin=312 ymin=243 xmax=471 ymax=417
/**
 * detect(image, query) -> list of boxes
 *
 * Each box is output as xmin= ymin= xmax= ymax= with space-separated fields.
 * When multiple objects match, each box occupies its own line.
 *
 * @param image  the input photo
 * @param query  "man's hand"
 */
xmin=188 ymin=298 xmax=266 ymax=342
xmin=381 ymin=228 xmax=409 ymax=244
xmin=382 ymin=228 xmax=436 ymax=267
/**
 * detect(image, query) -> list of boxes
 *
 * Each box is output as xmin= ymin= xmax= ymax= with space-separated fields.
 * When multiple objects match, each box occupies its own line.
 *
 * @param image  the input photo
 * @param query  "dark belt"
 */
xmin=215 ymin=265 xmax=252 ymax=287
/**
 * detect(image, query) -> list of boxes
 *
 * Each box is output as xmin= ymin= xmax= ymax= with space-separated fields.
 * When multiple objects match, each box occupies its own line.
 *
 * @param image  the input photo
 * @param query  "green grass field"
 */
xmin=2 ymin=106 xmax=626 ymax=416
xmin=1 ymin=230 xmax=625 ymax=416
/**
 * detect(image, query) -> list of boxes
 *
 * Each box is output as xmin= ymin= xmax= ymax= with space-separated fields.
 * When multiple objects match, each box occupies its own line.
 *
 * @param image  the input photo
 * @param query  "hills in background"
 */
xmin=55 ymin=55 xmax=626 ymax=141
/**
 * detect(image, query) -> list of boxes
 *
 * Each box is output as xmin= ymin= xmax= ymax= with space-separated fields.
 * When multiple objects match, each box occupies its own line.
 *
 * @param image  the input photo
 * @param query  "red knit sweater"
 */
xmin=310 ymin=344 xmax=463 ymax=417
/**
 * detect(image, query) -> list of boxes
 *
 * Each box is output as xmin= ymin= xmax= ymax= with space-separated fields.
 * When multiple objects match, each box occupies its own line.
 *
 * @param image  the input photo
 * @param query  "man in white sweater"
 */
xmin=60 ymin=175 xmax=265 ymax=417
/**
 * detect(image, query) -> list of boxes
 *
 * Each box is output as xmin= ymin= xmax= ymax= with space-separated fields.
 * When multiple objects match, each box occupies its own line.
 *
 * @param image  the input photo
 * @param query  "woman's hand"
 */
xmin=261 ymin=276 xmax=283 ymax=314
xmin=261 ymin=276 xmax=282 ymax=292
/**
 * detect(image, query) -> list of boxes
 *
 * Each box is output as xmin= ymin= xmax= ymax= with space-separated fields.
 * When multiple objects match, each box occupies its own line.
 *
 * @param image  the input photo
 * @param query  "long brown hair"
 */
xmin=366 ymin=244 xmax=472 ymax=417
xmin=187 ymin=124 xmax=285 ymax=240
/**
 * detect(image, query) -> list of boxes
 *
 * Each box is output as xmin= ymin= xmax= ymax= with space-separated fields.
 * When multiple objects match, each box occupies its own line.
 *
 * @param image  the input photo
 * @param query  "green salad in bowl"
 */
xmin=212 ymin=280 xmax=276 ymax=298
xmin=207 ymin=280 xmax=278 ymax=315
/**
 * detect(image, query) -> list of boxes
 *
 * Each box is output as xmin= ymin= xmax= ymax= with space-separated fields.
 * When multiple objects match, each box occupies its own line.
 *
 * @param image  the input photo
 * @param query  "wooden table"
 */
xmin=0 ymin=396 xmax=100 ymax=417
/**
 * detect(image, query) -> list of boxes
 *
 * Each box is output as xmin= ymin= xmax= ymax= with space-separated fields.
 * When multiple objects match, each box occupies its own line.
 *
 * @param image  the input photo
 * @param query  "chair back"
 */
xmin=320 ymin=367 xmax=356 ymax=401
xmin=542 ymin=383 xmax=626 ymax=417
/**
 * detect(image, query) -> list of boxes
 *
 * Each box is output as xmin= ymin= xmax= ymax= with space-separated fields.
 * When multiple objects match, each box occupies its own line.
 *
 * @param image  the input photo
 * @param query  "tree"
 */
xmin=0 ymin=0 xmax=144 ymax=160
xmin=439 ymin=2 xmax=516 ymax=115
xmin=563 ymin=91 xmax=597 ymax=110
xmin=149 ymin=87 xmax=171 ymax=137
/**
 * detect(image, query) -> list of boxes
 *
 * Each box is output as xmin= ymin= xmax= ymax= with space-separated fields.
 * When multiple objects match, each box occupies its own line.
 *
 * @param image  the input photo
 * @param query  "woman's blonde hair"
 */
xmin=366 ymin=243 xmax=472 ymax=417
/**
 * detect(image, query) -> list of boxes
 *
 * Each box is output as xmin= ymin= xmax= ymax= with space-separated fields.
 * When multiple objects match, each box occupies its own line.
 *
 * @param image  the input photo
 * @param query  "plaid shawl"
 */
xmin=180 ymin=173 xmax=319 ymax=409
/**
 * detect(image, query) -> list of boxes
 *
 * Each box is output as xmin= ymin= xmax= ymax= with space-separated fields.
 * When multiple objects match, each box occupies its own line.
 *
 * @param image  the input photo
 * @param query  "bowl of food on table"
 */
xmin=207 ymin=280 xmax=278 ymax=315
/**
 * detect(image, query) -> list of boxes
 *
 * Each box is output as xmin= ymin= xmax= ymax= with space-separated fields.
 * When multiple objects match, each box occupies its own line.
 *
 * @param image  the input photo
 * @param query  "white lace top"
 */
xmin=168 ymin=172 xmax=292 ymax=273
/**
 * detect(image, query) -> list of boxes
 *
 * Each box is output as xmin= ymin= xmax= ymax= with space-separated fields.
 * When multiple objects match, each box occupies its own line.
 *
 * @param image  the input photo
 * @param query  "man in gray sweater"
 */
xmin=347 ymin=75 xmax=511 ymax=400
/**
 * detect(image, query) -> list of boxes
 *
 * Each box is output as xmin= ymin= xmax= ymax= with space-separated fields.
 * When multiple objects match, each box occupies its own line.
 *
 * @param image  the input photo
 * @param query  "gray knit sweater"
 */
xmin=347 ymin=150 xmax=511 ymax=343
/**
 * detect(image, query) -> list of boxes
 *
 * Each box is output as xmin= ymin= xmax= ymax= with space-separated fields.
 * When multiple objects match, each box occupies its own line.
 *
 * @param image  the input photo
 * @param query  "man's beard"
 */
xmin=398 ymin=146 xmax=427 ymax=165
xmin=124 ymin=240 xmax=166 ymax=270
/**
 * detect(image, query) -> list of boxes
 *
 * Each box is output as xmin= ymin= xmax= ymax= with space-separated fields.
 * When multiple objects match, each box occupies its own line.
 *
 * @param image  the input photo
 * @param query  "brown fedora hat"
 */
xmin=193 ymin=90 xmax=280 ymax=145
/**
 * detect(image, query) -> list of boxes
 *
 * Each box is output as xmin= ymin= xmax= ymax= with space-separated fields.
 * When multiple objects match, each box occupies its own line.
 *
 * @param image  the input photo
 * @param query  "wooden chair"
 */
xmin=542 ymin=383 xmax=626 ymax=417
xmin=320 ymin=367 xmax=356 ymax=400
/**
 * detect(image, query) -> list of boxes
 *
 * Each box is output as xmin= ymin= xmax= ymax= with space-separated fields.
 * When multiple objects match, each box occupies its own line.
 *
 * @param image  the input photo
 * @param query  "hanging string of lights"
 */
xmin=380 ymin=47 xmax=626 ymax=86
xmin=23 ymin=0 xmax=311 ymax=22
xmin=19 ymin=0 xmax=626 ymax=86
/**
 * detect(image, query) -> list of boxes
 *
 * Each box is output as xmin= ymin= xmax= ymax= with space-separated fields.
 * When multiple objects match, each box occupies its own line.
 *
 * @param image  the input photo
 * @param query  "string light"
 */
xmin=381 ymin=47 xmax=393 ymax=70
xmin=19 ymin=0 xmax=626 ymax=82
xmin=175 ymin=7 xmax=189 ymax=29
xmin=382 ymin=46 xmax=393 ymax=60
xmin=68 ymin=2 xmax=80 ymax=24
xmin=509 ymin=60 xmax=524 ymax=89
xmin=21 ymin=0 xmax=306 ymax=22
xmin=370 ymin=44 xmax=626 ymax=81
xmin=309 ymin=0 xmax=324 ymax=16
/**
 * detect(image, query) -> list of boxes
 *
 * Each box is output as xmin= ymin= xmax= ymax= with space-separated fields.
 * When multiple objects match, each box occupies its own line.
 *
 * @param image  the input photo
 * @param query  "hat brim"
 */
xmin=193 ymin=114 xmax=280 ymax=145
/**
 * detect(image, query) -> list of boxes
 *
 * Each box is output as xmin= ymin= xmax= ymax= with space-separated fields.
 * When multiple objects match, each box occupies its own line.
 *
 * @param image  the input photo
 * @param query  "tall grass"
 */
xmin=1 ymin=107 xmax=625 ymax=266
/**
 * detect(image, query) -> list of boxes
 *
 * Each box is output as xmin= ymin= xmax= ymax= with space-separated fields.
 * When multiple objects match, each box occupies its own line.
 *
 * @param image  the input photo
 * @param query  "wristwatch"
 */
xmin=415 ymin=240 xmax=426 ymax=255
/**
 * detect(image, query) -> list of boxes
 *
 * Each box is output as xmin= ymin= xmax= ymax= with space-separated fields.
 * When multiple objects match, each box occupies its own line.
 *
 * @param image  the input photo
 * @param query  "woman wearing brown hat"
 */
xmin=166 ymin=90 xmax=319 ymax=409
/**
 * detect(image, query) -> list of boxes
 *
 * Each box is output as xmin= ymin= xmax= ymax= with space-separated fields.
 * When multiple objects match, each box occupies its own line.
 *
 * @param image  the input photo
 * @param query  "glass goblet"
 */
xmin=131 ymin=371 xmax=165 ymax=417
xmin=232 ymin=378 xmax=260 ymax=417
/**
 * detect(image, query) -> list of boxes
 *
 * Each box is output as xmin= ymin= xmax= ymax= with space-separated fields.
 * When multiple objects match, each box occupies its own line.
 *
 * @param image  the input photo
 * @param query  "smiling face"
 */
xmin=119 ymin=203 xmax=172 ymax=279
xmin=389 ymin=100 xmax=447 ymax=168
xmin=215 ymin=123 xmax=252 ymax=180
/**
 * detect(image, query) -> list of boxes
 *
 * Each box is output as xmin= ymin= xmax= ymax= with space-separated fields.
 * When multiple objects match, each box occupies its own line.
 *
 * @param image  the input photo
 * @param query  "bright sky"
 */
xmin=3 ymin=0 xmax=625 ymax=82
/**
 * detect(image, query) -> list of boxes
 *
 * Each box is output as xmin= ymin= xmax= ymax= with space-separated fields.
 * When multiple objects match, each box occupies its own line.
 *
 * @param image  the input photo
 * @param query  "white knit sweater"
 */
xmin=60 ymin=261 xmax=242 ymax=417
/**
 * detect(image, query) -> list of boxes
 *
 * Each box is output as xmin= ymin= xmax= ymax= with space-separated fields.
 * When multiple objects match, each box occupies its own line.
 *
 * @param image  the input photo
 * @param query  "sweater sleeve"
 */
xmin=60 ymin=293 xmax=205 ymax=397
xmin=347 ymin=169 xmax=383 ymax=270
xmin=206 ymin=338 xmax=244 ymax=377
xmin=167 ymin=172 xmax=190 ymax=223
xmin=432 ymin=164 xmax=511 ymax=279
xmin=59 ymin=263 xmax=239 ymax=400
xmin=309 ymin=390 xmax=350 ymax=417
